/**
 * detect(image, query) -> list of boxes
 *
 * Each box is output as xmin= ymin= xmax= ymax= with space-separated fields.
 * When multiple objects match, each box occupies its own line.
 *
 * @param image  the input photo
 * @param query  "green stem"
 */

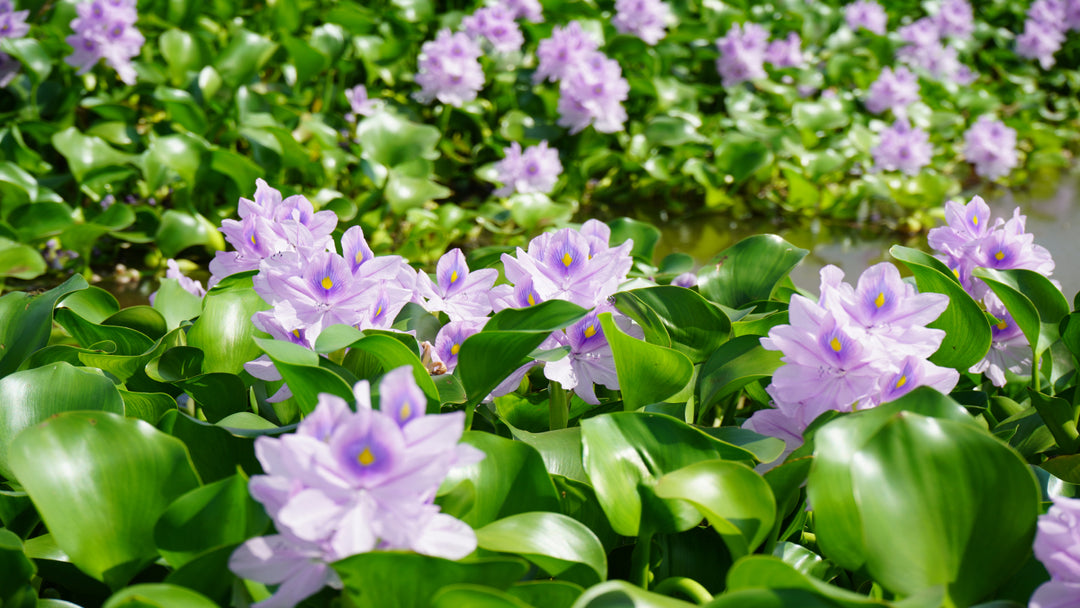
xmin=652 ymin=577 xmax=713 ymax=605
xmin=631 ymin=525 xmax=654 ymax=590
xmin=1033 ymin=350 xmax=1041 ymax=393
xmin=549 ymin=381 xmax=569 ymax=431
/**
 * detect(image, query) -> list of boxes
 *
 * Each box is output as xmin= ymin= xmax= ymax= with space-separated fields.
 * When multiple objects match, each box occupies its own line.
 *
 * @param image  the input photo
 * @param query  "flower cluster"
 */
xmin=494 ymin=0 xmax=543 ymax=22
xmin=715 ymin=22 xmax=804 ymax=87
xmin=493 ymin=141 xmax=563 ymax=197
xmin=894 ymin=7 xmax=976 ymax=84
xmin=413 ymin=29 xmax=485 ymax=107
xmin=1017 ymin=0 xmax=1080 ymax=69
xmin=928 ymin=196 xmax=1056 ymax=386
xmin=872 ymin=118 xmax=932 ymax=175
xmin=462 ymin=5 xmax=524 ymax=55
xmin=1031 ymin=496 xmax=1080 ymax=608
xmin=744 ymin=261 xmax=957 ymax=454
xmin=844 ymin=0 xmax=888 ymax=34
xmin=611 ymin=0 xmax=673 ymax=46
xmin=962 ymin=115 xmax=1018 ymax=180
xmin=64 ymin=0 xmax=144 ymax=85
xmin=229 ymin=368 xmax=483 ymax=608
xmin=864 ymin=66 xmax=920 ymax=116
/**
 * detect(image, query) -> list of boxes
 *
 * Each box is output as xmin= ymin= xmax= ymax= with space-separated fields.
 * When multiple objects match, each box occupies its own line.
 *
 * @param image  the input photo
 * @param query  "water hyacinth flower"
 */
xmin=533 ymin=21 xmax=599 ymax=84
xmin=1016 ymin=18 xmax=1065 ymax=69
xmin=1032 ymin=496 xmax=1080 ymax=608
xmin=611 ymin=0 xmax=673 ymax=46
xmin=844 ymin=0 xmax=888 ymax=34
xmin=344 ymin=84 xmax=380 ymax=122
xmin=1029 ymin=0 xmax=1068 ymax=27
xmin=871 ymin=119 xmax=932 ymax=176
xmin=0 ymin=1 xmax=29 ymax=40
xmin=963 ymin=115 xmax=1018 ymax=180
xmin=462 ymin=6 xmax=524 ymax=54
xmin=864 ymin=66 xmax=920 ymax=116
xmin=715 ymin=22 xmax=768 ymax=87
xmin=148 ymin=259 xmax=206 ymax=305
xmin=934 ymin=0 xmax=974 ymax=39
xmin=413 ymin=29 xmax=485 ymax=107
xmin=64 ymin=0 xmax=144 ymax=85
xmin=493 ymin=141 xmax=562 ymax=197
xmin=1068 ymin=0 xmax=1080 ymax=30
xmin=434 ymin=319 xmax=485 ymax=373
xmin=544 ymin=310 xmax=621 ymax=404
xmin=495 ymin=0 xmax=543 ymax=22
xmin=764 ymin=32 xmax=804 ymax=68
xmin=556 ymin=51 xmax=629 ymax=134
xmin=416 ymin=248 xmax=499 ymax=321
xmin=230 ymin=370 xmax=483 ymax=608
xmin=671 ymin=272 xmax=697 ymax=288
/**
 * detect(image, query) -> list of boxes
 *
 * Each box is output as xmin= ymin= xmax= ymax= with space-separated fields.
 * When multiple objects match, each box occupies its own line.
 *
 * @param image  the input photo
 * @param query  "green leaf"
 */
xmin=0 ymin=362 xmax=124 ymax=479
xmin=0 ymin=274 xmax=87 ymax=377
xmin=54 ymin=307 xmax=155 ymax=355
xmin=1028 ymin=390 xmax=1080 ymax=454
xmin=508 ymin=581 xmax=583 ymax=608
xmin=571 ymin=580 xmax=698 ymax=607
xmin=891 ymin=245 xmax=992 ymax=370
xmin=439 ymin=431 xmax=561 ymax=528
xmin=808 ymin=408 xmax=1040 ymax=606
xmin=792 ymin=98 xmax=850 ymax=131
xmin=10 ymin=412 xmax=200 ymax=589
xmin=187 ymin=274 xmax=269 ymax=374
xmin=154 ymin=474 xmax=268 ymax=569
xmin=155 ymin=210 xmax=223 ymax=259
xmin=722 ymin=555 xmax=901 ymax=607
xmin=58 ymin=285 xmax=120 ymax=324
xmin=0 ymin=237 xmax=45 ymax=279
xmin=477 ymin=512 xmax=607 ymax=585
xmin=698 ymin=335 xmax=783 ymax=413
xmin=506 ymin=424 xmax=588 ymax=484
xmin=654 ymin=460 xmax=776 ymax=558
xmin=213 ymin=28 xmax=278 ymax=87
xmin=974 ymin=267 xmax=1068 ymax=359
xmin=714 ymin=136 xmax=773 ymax=185
xmin=332 ymin=553 xmax=529 ymax=608
xmin=698 ymin=235 xmax=807 ymax=309
xmin=356 ymin=112 xmax=441 ymax=169
xmin=432 ymin=585 xmax=533 ymax=608
xmin=0 ymin=38 xmax=51 ymax=83
xmin=0 ymin=528 xmax=35 ymax=606
xmin=608 ymin=218 xmax=662 ymax=263
xmin=581 ymin=412 xmax=758 ymax=536
xmin=315 ymin=328 xmax=440 ymax=408
xmin=159 ymin=29 xmax=207 ymax=83
xmin=156 ymin=410 xmax=261 ymax=483
xmin=51 ymin=127 xmax=135 ymax=183
xmin=152 ymin=278 xmax=204 ymax=329
xmin=644 ymin=116 xmax=707 ymax=147
xmin=612 ymin=286 xmax=731 ymax=363
xmin=598 ymin=312 xmax=693 ymax=410
xmin=102 ymin=584 xmax=218 ymax=608
xmin=1041 ymin=453 xmax=1080 ymax=483
xmin=385 ymin=171 xmax=451 ymax=212
xmin=255 ymin=337 xmax=354 ymax=415
xmin=484 ymin=300 xmax=590 ymax=332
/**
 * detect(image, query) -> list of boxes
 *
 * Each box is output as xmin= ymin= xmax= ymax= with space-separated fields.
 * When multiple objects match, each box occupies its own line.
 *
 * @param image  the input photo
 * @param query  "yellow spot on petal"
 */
xmin=375 ymin=306 xmax=382 ymax=318
xmin=451 ymin=270 xmax=458 ymax=283
xmin=972 ymin=215 xmax=979 ymax=226
xmin=355 ymin=250 xmax=363 ymax=264
xmin=562 ymin=252 xmax=573 ymax=267
xmin=896 ymin=375 xmax=907 ymax=389
xmin=996 ymin=320 xmax=1008 ymax=330
xmin=527 ymin=293 xmax=536 ymax=306
xmin=292 ymin=329 xmax=301 ymax=339
xmin=875 ymin=292 xmax=885 ymax=308
xmin=994 ymin=250 xmax=1005 ymax=261
xmin=584 ymin=324 xmax=596 ymax=338
xmin=400 ymin=402 xmax=411 ymax=420
xmin=830 ymin=337 xmax=842 ymax=352
xmin=451 ymin=343 xmax=460 ymax=355
xmin=249 ymin=234 xmax=257 ymax=246
xmin=952 ymin=268 xmax=960 ymax=279
xmin=358 ymin=447 xmax=375 ymax=466
xmin=321 ymin=276 xmax=333 ymax=290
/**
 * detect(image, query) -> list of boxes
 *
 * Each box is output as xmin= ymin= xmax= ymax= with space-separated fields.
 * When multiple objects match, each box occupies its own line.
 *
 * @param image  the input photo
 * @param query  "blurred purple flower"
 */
xmin=1034 ymin=495 xmax=1080 ymax=583
xmin=1068 ymin=0 xmax=1080 ymax=30
xmin=149 ymin=258 xmax=206 ymax=305
xmin=864 ymin=66 xmax=920 ymax=115
xmin=345 ymin=84 xmax=379 ymax=122
xmin=556 ymin=51 xmax=629 ymax=134
xmin=765 ymin=32 xmax=804 ymax=68
xmin=1016 ymin=18 xmax=1064 ymax=69
xmin=462 ymin=6 xmax=524 ymax=54
xmin=413 ymin=29 xmax=485 ymax=106
xmin=495 ymin=0 xmax=543 ymax=22
xmin=0 ymin=1 xmax=29 ymax=39
xmin=533 ymin=21 xmax=599 ymax=84
xmin=844 ymin=0 xmax=888 ymax=34
xmin=898 ymin=40 xmax=972 ymax=83
xmin=494 ymin=141 xmax=562 ymax=197
xmin=1030 ymin=0 xmax=1068 ymax=27
xmin=963 ymin=115 xmax=1018 ymax=180
xmin=416 ymin=248 xmax=499 ymax=321
xmin=970 ymin=300 xmax=1032 ymax=386
xmin=715 ymin=22 xmax=768 ymax=87
xmin=611 ymin=0 xmax=672 ymax=46
xmin=1030 ymin=579 xmax=1080 ymax=608
xmin=935 ymin=0 xmax=974 ymax=39
xmin=871 ymin=118 xmax=932 ymax=176
xmin=899 ymin=17 xmax=940 ymax=48
xmin=64 ymin=0 xmax=144 ymax=85
xmin=672 ymin=272 xmax=697 ymax=288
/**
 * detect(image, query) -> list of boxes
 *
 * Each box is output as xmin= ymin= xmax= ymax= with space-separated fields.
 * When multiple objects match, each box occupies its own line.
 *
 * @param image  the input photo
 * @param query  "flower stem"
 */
xmin=652 ymin=577 xmax=713 ymax=604
xmin=631 ymin=525 xmax=655 ymax=590
xmin=549 ymin=381 xmax=569 ymax=431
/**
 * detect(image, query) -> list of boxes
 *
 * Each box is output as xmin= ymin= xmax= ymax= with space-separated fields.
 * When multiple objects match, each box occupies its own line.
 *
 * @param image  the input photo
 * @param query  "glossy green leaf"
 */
xmin=654 ymin=460 xmax=776 ymax=558
xmin=10 ymin=412 xmax=200 ymax=589
xmin=154 ymin=474 xmax=268 ymax=569
xmin=54 ymin=307 xmax=155 ymax=356
xmin=508 ymin=581 xmax=584 ymax=608
xmin=808 ymin=409 xmax=1040 ymax=606
xmin=0 ymin=38 xmax=51 ymax=83
xmin=609 ymin=217 xmax=662 ymax=263
xmin=102 ymin=584 xmax=218 ymax=608
xmin=157 ymin=411 xmax=262 ymax=483
xmin=439 ymin=431 xmax=560 ymax=527
xmin=792 ymin=97 xmax=850 ymax=131
xmin=722 ymin=556 xmax=900 ymax=607
xmin=506 ymin=424 xmax=588 ymax=484
xmin=715 ymin=136 xmax=773 ymax=185
xmin=120 ymin=390 xmax=178 ymax=424
xmin=0 ymin=362 xmax=124 ymax=479
xmin=51 ymin=127 xmax=135 ymax=182
xmin=0 ymin=237 xmax=45 ymax=279
xmin=483 ymin=300 xmax=590 ymax=332
xmin=155 ymin=210 xmax=223 ymax=259
xmin=213 ymin=28 xmax=278 ymax=87
xmin=598 ymin=312 xmax=693 ymax=410
xmin=698 ymin=235 xmax=807 ymax=309
xmin=255 ymin=337 xmax=354 ymax=415
xmin=975 ymin=267 xmax=1067 ymax=359
xmin=316 ymin=327 xmax=439 ymax=407
xmin=571 ymin=580 xmax=697 ymax=608
xmin=432 ymin=585 xmax=533 ymax=608
xmin=1028 ymin=390 xmax=1080 ymax=454
xmin=333 ymin=553 xmax=529 ymax=608
xmin=698 ymin=335 xmax=783 ymax=412
xmin=612 ymin=286 xmax=731 ymax=363
xmin=0 ymin=528 xmax=35 ymax=606
xmin=159 ymin=28 xmax=207 ymax=82
xmin=0 ymin=274 xmax=87 ymax=377
xmin=356 ymin=111 xmax=441 ymax=169
xmin=58 ymin=285 xmax=120 ymax=324
xmin=187 ymin=274 xmax=269 ymax=374
xmin=477 ymin=512 xmax=606 ymax=585
xmin=891 ymin=245 xmax=992 ymax=369
xmin=581 ymin=412 xmax=757 ymax=536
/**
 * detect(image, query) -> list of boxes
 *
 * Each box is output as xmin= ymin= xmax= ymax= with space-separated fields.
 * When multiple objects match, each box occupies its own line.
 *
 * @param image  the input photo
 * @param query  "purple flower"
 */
xmin=533 ymin=21 xmax=599 ymax=84
xmin=671 ymin=272 xmax=697 ymax=288
xmin=844 ymin=0 xmax=888 ymax=34
xmin=963 ymin=115 xmax=1018 ymax=180
xmin=1030 ymin=579 xmax=1080 ymax=608
xmin=544 ymin=310 xmax=621 ymax=404
xmin=416 ymin=248 xmax=499 ymax=321
xmin=462 ymin=6 xmax=524 ymax=54
xmin=345 ymin=85 xmax=379 ymax=122
xmin=1017 ymin=18 xmax=1064 ymax=69
xmin=434 ymin=319 xmax=485 ymax=372
xmin=877 ymin=355 xmax=960 ymax=403
xmin=494 ymin=0 xmax=543 ymax=22
xmin=1034 ymin=495 xmax=1080 ymax=583
xmin=864 ymin=66 xmax=921 ymax=115
xmin=715 ymin=22 xmax=768 ymax=87
xmin=897 ymin=41 xmax=971 ymax=83
xmin=970 ymin=301 xmax=1032 ymax=386
xmin=611 ymin=0 xmax=673 ymax=46
xmin=765 ymin=32 xmax=804 ymax=68
xmin=494 ymin=141 xmax=562 ymax=197
xmin=0 ymin=1 xmax=29 ymax=39
xmin=935 ymin=0 xmax=974 ymax=39
xmin=413 ymin=29 xmax=485 ymax=107
xmin=556 ymin=51 xmax=629 ymax=134
xmin=63 ymin=0 xmax=144 ymax=85
xmin=1068 ymin=0 xmax=1080 ymax=30
xmin=927 ymin=195 xmax=997 ymax=286
xmin=1030 ymin=0 xmax=1068 ymax=27
xmin=871 ymin=118 xmax=933 ymax=176
xmin=149 ymin=258 xmax=206 ymax=305
xmin=975 ymin=208 xmax=1055 ymax=276
xmin=899 ymin=17 xmax=940 ymax=48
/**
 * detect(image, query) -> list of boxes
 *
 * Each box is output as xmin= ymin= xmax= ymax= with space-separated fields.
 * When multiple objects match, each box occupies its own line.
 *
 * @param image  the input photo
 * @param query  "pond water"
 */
xmin=653 ymin=170 xmax=1080 ymax=301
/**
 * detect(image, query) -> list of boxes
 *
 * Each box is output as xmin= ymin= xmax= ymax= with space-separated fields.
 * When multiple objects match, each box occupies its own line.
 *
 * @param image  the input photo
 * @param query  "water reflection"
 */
xmin=654 ymin=170 xmax=1080 ymax=300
